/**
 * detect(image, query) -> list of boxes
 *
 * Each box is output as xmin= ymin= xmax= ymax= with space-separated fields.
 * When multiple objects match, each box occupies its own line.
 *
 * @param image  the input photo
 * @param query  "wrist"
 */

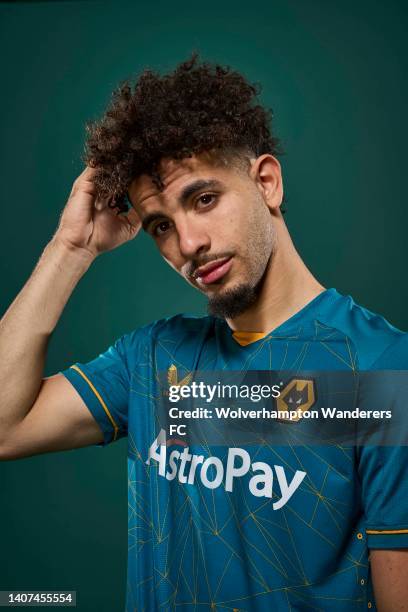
xmin=47 ymin=235 xmax=97 ymax=271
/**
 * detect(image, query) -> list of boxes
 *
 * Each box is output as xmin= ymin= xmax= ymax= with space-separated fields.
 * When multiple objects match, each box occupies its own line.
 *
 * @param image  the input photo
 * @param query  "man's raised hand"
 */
xmin=54 ymin=166 xmax=141 ymax=258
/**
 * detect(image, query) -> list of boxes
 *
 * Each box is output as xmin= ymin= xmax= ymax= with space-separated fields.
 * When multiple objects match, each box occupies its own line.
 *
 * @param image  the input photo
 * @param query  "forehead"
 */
xmin=128 ymin=154 xmax=243 ymax=210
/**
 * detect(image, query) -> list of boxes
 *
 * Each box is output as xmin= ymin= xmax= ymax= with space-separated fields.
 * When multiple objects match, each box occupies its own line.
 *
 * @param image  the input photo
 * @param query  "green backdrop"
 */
xmin=1 ymin=1 xmax=407 ymax=610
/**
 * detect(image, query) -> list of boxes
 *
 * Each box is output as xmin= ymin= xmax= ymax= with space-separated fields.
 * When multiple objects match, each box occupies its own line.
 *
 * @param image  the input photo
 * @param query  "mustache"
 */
xmin=184 ymin=252 xmax=235 ymax=279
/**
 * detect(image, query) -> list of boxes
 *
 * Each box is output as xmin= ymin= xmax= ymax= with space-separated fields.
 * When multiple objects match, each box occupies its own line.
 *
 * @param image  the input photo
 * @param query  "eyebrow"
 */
xmin=179 ymin=178 xmax=223 ymax=205
xmin=141 ymin=178 xmax=224 ymax=233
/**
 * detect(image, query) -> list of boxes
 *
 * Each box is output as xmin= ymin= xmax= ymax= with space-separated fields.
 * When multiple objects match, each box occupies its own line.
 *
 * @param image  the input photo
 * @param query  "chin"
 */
xmin=206 ymin=281 xmax=259 ymax=319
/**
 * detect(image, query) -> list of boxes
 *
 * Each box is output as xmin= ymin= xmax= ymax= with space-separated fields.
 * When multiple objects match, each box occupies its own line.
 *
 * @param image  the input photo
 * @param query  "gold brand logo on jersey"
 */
xmin=166 ymin=364 xmax=193 ymax=390
xmin=167 ymin=364 xmax=193 ymax=387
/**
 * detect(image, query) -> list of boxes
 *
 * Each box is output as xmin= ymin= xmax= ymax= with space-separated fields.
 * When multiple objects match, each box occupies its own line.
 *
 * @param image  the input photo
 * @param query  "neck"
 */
xmin=226 ymin=218 xmax=325 ymax=333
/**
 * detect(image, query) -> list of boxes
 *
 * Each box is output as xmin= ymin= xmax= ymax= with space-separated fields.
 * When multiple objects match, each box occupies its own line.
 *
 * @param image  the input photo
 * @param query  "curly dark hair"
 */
xmin=85 ymin=54 xmax=282 ymax=213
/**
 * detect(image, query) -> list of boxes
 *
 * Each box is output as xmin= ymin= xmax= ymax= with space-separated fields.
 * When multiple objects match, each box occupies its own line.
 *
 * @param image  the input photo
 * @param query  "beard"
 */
xmin=200 ymin=193 xmax=277 ymax=319
xmin=206 ymin=274 xmax=266 ymax=319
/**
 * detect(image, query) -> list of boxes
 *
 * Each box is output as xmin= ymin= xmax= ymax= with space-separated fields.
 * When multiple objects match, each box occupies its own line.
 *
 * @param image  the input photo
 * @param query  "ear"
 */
xmin=250 ymin=154 xmax=283 ymax=212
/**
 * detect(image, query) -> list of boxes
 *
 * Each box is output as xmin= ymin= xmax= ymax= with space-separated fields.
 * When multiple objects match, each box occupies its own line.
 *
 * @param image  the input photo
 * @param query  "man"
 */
xmin=0 ymin=56 xmax=407 ymax=611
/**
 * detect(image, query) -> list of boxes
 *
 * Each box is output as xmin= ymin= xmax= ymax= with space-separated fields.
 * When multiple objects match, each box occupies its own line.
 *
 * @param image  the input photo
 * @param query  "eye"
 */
xmin=152 ymin=220 xmax=172 ymax=237
xmin=196 ymin=193 xmax=217 ymax=208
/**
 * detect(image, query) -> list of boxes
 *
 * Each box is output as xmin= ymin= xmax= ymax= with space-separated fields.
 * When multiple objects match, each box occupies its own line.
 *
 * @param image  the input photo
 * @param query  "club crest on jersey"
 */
xmin=277 ymin=378 xmax=316 ymax=422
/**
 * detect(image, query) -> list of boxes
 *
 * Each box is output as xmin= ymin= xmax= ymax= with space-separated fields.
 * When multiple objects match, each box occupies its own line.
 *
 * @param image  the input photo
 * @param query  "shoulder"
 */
xmin=118 ymin=313 xmax=216 ymax=349
xmin=318 ymin=290 xmax=408 ymax=369
xmin=114 ymin=313 xmax=217 ymax=372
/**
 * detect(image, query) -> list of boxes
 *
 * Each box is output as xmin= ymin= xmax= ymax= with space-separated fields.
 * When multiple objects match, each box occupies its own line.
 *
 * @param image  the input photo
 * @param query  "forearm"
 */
xmin=0 ymin=237 xmax=94 ymax=437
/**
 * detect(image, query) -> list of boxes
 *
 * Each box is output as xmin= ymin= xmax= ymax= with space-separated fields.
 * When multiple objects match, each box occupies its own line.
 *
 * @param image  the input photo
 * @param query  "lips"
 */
xmin=194 ymin=257 xmax=233 ymax=285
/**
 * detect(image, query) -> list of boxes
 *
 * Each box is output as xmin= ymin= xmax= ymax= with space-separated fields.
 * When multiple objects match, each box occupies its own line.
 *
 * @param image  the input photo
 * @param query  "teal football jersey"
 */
xmin=61 ymin=288 xmax=408 ymax=611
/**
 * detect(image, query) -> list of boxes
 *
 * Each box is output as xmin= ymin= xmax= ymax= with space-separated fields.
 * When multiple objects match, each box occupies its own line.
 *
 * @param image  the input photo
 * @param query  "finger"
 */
xmin=69 ymin=169 xmax=98 ymax=199
xmin=94 ymin=197 xmax=109 ymax=211
xmin=81 ymin=165 xmax=98 ymax=178
xmin=126 ymin=206 xmax=142 ymax=228
xmin=72 ymin=166 xmax=97 ymax=185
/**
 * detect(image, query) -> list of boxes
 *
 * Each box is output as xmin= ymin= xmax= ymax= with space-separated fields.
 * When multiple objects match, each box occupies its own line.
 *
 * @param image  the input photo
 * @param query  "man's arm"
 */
xmin=0 ymin=374 xmax=105 ymax=459
xmin=0 ymin=167 xmax=140 ymax=459
xmin=371 ymin=549 xmax=408 ymax=611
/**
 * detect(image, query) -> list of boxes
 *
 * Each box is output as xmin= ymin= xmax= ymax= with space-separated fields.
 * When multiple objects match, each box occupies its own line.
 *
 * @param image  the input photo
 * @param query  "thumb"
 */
xmin=126 ymin=206 xmax=142 ymax=230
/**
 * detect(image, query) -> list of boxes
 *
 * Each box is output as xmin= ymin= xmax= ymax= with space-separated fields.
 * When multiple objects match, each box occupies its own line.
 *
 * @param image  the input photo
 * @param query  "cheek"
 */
xmin=213 ymin=198 xmax=249 ymax=240
xmin=240 ymin=202 xmax=274 ymax=256
xmin=158 ymin=237 xmax=184 ymax=271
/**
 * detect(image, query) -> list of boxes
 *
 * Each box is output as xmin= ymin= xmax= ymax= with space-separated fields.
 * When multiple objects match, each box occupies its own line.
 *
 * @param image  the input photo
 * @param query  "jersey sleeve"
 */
xmin=357 ymin=334 xmax=408 ymax=549
xmin=358 ymin=445 xmax=408 ymax=548
xmin=60 ymin=325 xmax=153 ymax=447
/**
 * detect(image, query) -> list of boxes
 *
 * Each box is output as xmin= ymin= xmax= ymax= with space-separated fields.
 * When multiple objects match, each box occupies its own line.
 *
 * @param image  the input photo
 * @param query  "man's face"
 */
xmin=128 ymin=154 xmax=279 ymax=318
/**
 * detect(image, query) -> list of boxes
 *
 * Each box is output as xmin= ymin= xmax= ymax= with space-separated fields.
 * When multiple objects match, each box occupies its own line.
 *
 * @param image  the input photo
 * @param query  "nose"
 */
xmin=177 ymin=216 xmax=211 ymax=259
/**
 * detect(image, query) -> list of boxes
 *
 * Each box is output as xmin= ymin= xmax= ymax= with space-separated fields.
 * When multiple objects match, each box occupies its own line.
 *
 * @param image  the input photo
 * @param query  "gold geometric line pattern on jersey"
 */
xmin=319 ymin=341 xmax=356 ymax=370
xmin=69 ymin=364 xmax=119 ymax=440
xmin=168 ymin=444 xmax=280 ymax=587
xmin=250 ymin=513 xmax=305 ymax=580
xmin=128 ymin=432 xmax=151 ymax=479
xmin=309 ymin=466 xmax=330 ymax=526
xmin=156 ymin=339 xmax=195 ymax=374
xmin=286 ymin=429 xmax=353 ymax=468
xmin=126 ymin=320 xmax=369 ymax=609
xmin=164 ymin=420 xmax=356 ymax=604
xmin=345 ymin=336 xmax=357 ymax=371
xmin=236 ymin=436 xmax=354 ymax=562
xmin=218 ymin=493 xmax=289 ymax=585
xmin=279 ymin=442 xmax=349 ymax=528
xmin=291 ymin=341 xmax=311 ymax=372
xmin=231 ymin=428 xmax=320 ymax=583
xmin=129 ymin=447 xmax=367 ymax=607
xmin=194 ymin=424 xmax=300 ymax=588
